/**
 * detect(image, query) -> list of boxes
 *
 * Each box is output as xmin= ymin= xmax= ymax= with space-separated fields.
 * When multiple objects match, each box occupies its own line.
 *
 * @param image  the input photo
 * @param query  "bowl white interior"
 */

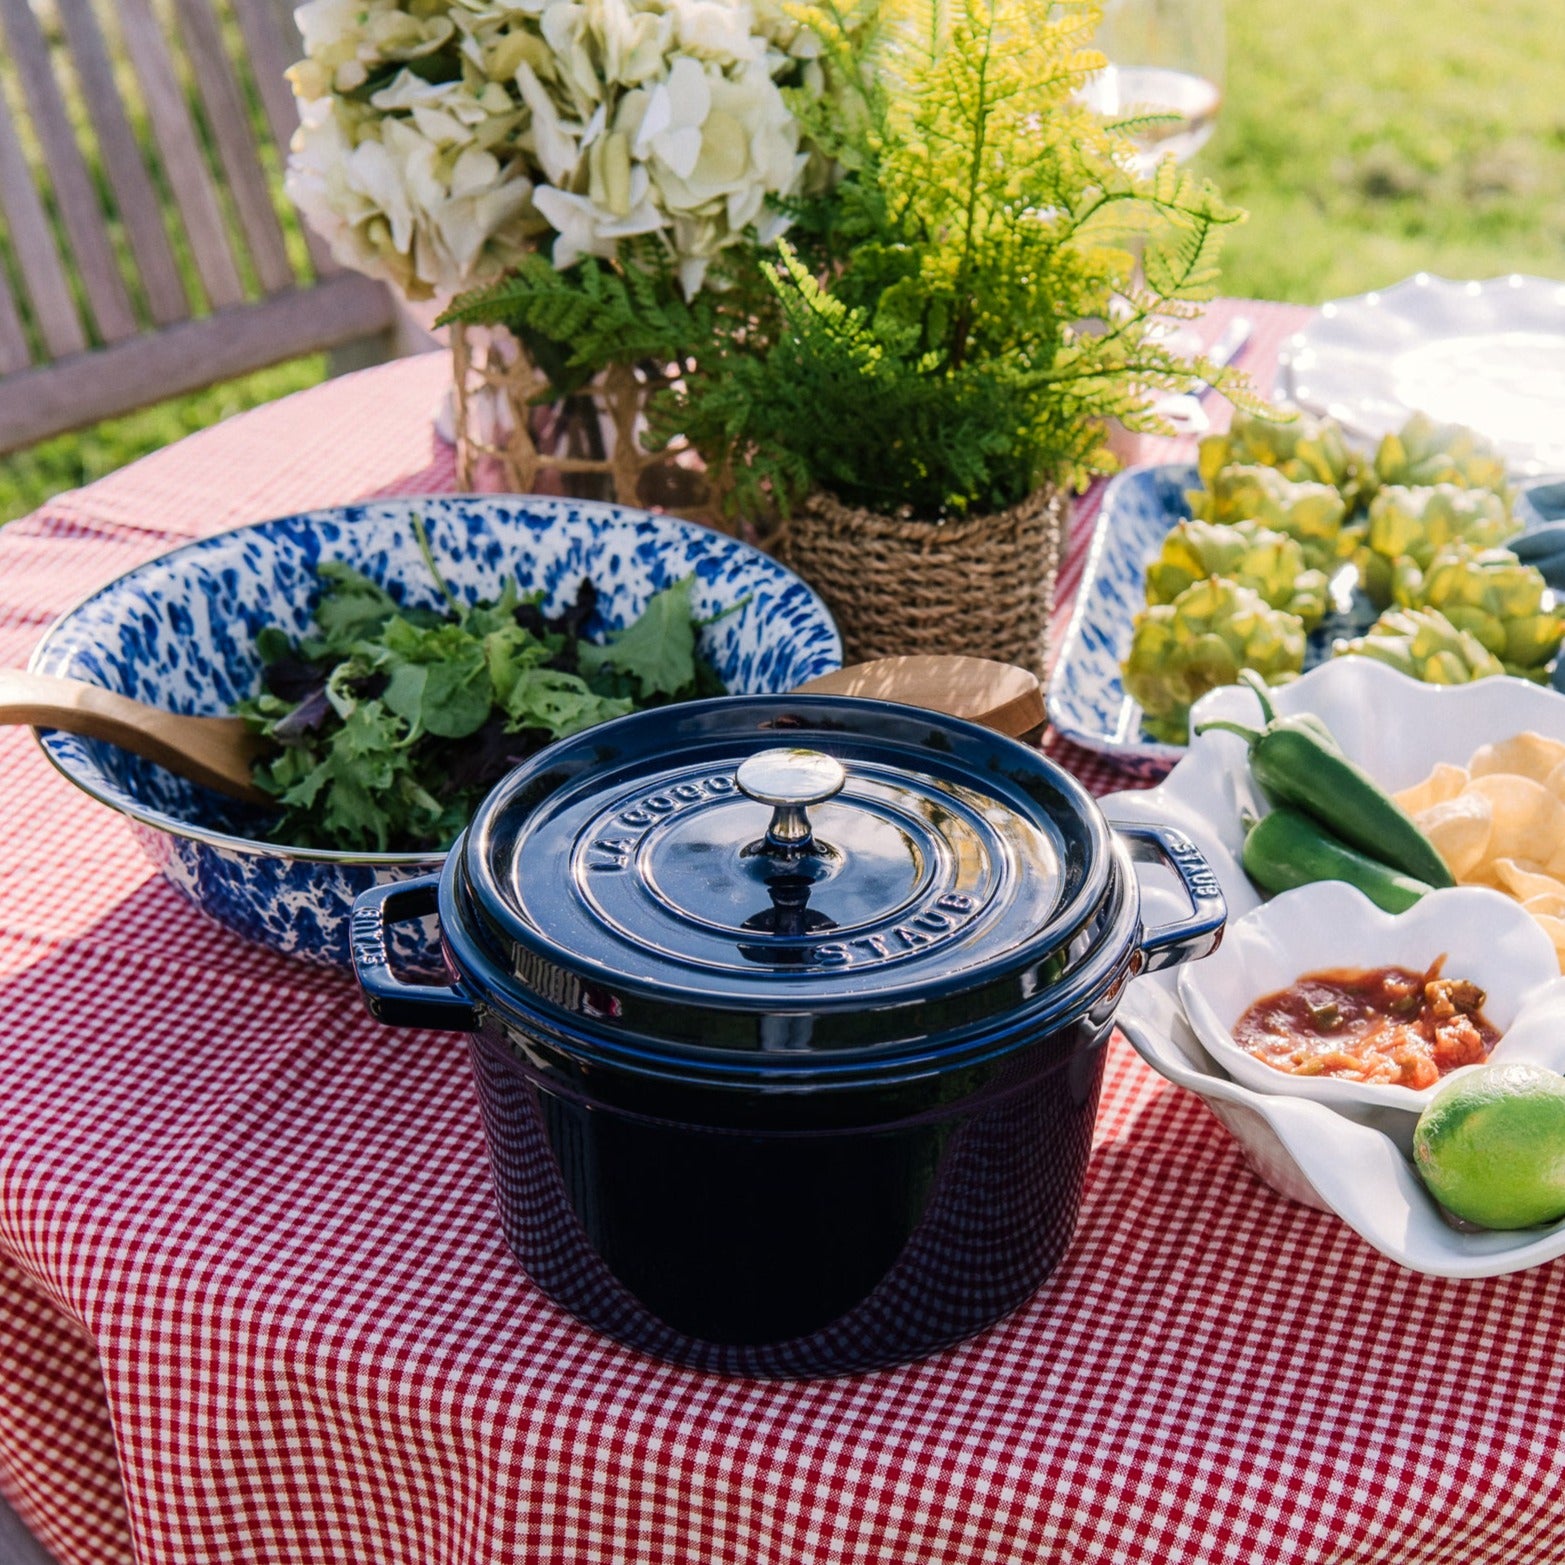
xmin=1178 ymin=881 xmax=1561 ymax=1111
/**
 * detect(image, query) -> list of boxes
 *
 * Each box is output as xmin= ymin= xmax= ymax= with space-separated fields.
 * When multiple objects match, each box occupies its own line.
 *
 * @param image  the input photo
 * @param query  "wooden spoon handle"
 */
xmin=2 ymin=655 xmax=1041 ymax=817
xmin=0 ymin=669 xmax=268 ymax=803
xmin=794 ymin=655 xmax=1045 ymax=739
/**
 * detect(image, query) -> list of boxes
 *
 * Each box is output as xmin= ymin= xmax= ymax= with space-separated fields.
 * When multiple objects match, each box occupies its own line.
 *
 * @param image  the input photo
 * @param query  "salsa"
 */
xmin=1232 ymin=960 xmax=1499 ymax=1090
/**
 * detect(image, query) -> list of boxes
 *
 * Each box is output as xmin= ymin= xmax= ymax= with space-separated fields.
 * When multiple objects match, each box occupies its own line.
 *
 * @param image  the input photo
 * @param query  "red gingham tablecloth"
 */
xmin=7 ymin=300 xmax=1565 ymax=1565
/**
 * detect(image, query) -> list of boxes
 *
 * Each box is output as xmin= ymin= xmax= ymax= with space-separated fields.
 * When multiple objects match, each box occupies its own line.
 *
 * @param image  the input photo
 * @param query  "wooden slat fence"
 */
xmin=0 ymin=0 xmax=398 ymax=453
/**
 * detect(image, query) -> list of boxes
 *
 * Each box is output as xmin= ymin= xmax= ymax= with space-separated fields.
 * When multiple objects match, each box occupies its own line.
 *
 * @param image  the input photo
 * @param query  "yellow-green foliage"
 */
xmin=443 ymin=0 xmax=1257 ymax=523
xmin=666 ymin=0 xmax=1256 ymax=520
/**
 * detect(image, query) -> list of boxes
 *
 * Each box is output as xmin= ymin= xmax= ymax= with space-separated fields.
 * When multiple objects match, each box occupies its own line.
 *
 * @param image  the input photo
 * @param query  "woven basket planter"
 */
xmin=779 ymin=486 xmax=1068 ymax=674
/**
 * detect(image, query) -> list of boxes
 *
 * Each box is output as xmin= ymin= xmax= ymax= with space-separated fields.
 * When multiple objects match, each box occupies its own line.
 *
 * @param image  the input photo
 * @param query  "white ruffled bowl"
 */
xmin=1104 ymin=658 xmax=1565 ymax=1276
xmin=1178 ymin=881 xmax=1562 ymax=1115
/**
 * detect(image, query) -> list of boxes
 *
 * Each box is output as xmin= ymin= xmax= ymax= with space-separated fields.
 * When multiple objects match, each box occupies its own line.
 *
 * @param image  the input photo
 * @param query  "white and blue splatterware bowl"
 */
xmin=28 ymin=495 xmax=842 ymax=971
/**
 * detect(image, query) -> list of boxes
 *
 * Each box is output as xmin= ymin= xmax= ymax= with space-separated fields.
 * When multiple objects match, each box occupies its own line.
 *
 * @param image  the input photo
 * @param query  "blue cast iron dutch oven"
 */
xmin=351 ymin=697 xmax=1224 ymax=1378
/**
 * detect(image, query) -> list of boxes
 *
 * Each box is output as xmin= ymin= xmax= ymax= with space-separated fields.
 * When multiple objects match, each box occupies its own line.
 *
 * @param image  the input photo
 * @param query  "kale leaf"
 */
xmin=577 ymin=573 xmax=697 ymax=698
xmin=236 ymin=549 xmax=722 ymax=853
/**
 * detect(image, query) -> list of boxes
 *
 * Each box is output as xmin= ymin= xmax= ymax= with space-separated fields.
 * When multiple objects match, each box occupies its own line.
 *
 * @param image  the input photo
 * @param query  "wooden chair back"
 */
xmin=0 ymin=0 xmax=401 ymax=454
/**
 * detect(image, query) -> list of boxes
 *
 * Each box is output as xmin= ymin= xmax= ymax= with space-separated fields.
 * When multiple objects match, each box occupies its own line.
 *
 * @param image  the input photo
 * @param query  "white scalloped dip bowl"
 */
xmin=1177 ymin=881 xmax=1563 ymax=1115
xmin=1106 ymin=657 xmax=1565 ymax=929
xmin=1103 ymin=658 xmax=1565 ymax=1276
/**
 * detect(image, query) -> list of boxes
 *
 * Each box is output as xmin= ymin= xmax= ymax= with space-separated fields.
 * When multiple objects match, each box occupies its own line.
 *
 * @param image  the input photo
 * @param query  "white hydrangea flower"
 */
xmin=286 ymin=0 xmax=840 ymax=298
xmin=287 ymin=99 xmax=533 ymax=297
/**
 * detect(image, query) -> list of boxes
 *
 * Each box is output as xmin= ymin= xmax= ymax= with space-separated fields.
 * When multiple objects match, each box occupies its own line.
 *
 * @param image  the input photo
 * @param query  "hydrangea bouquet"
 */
xmin=285 ymin=0 xmax=847 ymax=503
xmin=286 ymin=0 xmax=833 ymax=301
xmin=286 ymin=0 xmax=1253 ymax=637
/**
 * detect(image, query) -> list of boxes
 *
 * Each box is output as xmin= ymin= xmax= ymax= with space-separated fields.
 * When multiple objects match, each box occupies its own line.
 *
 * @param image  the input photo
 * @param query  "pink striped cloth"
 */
xmin=10 ymin=299 xmax=1565 ymax=1565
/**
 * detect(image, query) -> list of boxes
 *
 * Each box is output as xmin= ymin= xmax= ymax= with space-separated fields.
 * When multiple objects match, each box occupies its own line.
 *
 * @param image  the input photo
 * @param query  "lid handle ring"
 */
xmin=736 ymin=748 xmax=846 ymax=860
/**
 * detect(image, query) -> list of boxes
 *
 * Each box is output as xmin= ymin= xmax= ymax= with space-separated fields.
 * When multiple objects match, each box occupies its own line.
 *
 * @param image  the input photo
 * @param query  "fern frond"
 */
xmin=637 ymin=0 xmax=1256 ymax=520
xmin=437 ymin=266 xmax=551 ymax=329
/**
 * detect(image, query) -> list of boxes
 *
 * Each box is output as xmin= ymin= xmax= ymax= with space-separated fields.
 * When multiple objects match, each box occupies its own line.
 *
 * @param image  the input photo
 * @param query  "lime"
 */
xmin=1413 ymin=1063 xmax=1565 ymax=1229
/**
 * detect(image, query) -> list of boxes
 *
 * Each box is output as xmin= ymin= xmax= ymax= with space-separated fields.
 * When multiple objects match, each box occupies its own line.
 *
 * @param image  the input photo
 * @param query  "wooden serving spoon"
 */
xmin=1 ymin=669 xmax=271 ymax=803
xmin=0 ymin=655 xmax=1043 ymax=807
xmin=795 ymin=654 xmax=1045 ymax=739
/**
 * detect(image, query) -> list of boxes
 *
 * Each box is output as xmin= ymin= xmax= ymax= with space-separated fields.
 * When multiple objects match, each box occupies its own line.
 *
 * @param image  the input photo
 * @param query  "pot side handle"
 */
xmin=1111 ymin=822 xmax=1226 ymax=975
xmin=351 ymin=875 xmax=479 ymax=1031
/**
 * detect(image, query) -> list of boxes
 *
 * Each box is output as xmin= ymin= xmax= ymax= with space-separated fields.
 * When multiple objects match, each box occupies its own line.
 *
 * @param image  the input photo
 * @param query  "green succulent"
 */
xmin=1146 ymin=518 xmax=1329 ymax=630
xmin=1391 ymin=542 xmax=1563 ymax=677
xmin=1374 ymin=411 xmax=1510 ymax=498
xmin=1186 ymin=465 xmax=1348 ymax=573
xmin=1197 ymin=411 xmax=1373 ymax=511
xmin=1334 ymin=606 xmax=1505 ymax=685
xmin=1345 ymin=483 xmax=1520 ymax=606
xmin=1123 ymin=578 xmax=1306 ymax=745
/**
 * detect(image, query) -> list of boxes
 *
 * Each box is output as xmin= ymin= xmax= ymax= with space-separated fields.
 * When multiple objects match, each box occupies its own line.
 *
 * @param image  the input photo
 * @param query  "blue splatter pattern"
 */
xmin=30 ymin=496 xmax=842 ymax=970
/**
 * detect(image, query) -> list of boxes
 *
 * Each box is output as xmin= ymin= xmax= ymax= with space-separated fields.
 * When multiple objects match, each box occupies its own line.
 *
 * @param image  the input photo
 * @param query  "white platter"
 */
xmin=1277 ymin=272 xmax=1565 ymax=476
xmin=1103 ymin=656 xmax=1565 ymax=1276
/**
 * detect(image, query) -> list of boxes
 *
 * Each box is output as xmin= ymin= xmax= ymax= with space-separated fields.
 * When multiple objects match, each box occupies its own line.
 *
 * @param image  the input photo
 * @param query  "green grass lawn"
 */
xmin=3 ymin=0 xmax=1563 ymax=525
xmin=1211 ymin=0 xmax=1565 ymax=300
xmin=0 ymin=356 xmax=327 ymax=526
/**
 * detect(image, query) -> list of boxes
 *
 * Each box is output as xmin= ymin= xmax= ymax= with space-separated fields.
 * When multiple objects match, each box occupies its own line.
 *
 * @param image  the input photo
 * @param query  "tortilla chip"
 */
xmin=1469 ymin=732 xmax=1565 ymax=786
xmin=1491 ymin=858 xmax=1565 ymax=904
xmin=1395 ymin=763 xmax=1469 ymax=817
xmin=1465 ymin=774 xmax=1565 ymax=872
xmin=1414 ymin=791 xmax=1494 ymax=882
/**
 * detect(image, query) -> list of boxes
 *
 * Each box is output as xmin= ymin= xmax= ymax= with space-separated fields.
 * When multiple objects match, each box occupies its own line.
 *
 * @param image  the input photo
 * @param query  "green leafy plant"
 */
xmin=655 ymin=0 xmax=1259 ymax=520
xmin=235 ymin=523 xmax=724 ymax=852
xmin=438 ymin=242 xmax=763 ymax=402
xmin=442 ymin=0 xmax=1258 ymax=524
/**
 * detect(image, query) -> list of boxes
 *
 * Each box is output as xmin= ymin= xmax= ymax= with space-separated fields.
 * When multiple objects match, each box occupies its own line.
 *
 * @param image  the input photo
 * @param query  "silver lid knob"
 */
xmin=736 ymin=747 xmax=845 ymax=856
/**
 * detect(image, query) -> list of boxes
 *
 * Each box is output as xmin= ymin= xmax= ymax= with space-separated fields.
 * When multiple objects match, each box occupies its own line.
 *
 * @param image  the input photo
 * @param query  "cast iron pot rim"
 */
xmin=436 ymin=834 xmax=1145 ymax=1093
xmin=456 ymin=693 xmax=1119 ymax=1023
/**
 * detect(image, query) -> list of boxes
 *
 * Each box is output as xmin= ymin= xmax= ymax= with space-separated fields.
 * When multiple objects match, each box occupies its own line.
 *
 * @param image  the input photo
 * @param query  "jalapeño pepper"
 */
xmin=1198 ymin=671 xmax=1455 ymax=890
xmin=1242 ymin=807 xmax=1432 ymax=913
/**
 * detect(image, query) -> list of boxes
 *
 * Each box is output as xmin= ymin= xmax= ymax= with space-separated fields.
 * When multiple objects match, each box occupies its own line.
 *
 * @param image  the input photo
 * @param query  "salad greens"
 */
xmin=237 ymin=521 xmax=725 ymax=852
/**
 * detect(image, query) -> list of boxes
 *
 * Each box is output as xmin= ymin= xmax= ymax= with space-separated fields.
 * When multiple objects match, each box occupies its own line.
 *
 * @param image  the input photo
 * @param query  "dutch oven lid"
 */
xmin=455 ymin=697 xmax=1126 ymax=1055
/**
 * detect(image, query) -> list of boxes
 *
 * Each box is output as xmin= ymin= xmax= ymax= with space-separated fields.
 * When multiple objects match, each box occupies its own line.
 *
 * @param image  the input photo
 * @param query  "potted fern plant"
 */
xmin=651 ymin=0 xmax=1259 ymax=669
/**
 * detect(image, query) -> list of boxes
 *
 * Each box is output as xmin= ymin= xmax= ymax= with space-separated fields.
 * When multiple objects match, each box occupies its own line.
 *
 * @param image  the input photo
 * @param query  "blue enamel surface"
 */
xmin=1046 ymin=466 xmax=1200 ymax=778
xmin=1515 ymin=475 xmax=1565 ymax=530
xmin=30 ymin=496 xmax=842 ymax=970
xmin=1048 ymin=464 xmax=1383 ymax=779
